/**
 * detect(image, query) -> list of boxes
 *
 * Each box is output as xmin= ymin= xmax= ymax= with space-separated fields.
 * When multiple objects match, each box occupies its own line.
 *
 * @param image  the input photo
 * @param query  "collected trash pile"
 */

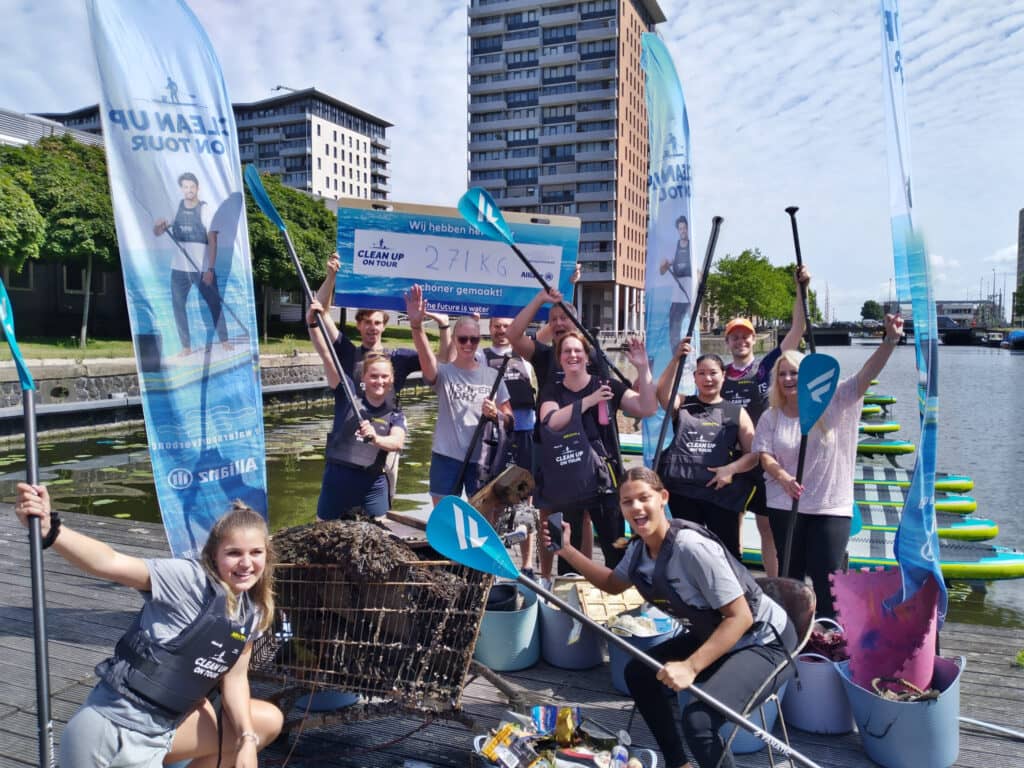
xmin=475 ymin=706 xmax=648 ymax=768
xmin=250 ymin=520 xmax=491 ymax=720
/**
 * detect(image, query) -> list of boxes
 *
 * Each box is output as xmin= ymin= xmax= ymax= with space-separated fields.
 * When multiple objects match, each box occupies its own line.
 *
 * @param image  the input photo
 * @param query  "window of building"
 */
xmin=6 ymin=264 xmax=33 ymax=291
xmin=63 ymin=266 xmax=105 ymax=295
xmin=316 ymin=124 xmax=321 ymax=136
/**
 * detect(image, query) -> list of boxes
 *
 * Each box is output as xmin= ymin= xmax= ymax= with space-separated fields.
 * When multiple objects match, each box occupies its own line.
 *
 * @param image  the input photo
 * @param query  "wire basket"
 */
xmin=251 ymin=560 xmax=492 ymax=717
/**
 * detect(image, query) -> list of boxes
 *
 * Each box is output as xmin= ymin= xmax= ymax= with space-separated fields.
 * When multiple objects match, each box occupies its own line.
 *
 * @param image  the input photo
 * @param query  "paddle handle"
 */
xmin=779 ymin=435 xmax=808 ymax=576
xmin=517 ymin=573 xmax=823 ymax=768
xmin=652 ymin=216 xmax=723 ymax=470
xmin=785 ymin=207 xmax=815 ymax=354
xmin=451 ymin=355 xmax=511 ymax=495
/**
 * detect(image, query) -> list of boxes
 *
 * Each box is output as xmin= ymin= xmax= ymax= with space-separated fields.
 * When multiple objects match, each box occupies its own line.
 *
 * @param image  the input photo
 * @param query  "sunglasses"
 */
xmin=457 ymin=335 xmax=481 ymax=345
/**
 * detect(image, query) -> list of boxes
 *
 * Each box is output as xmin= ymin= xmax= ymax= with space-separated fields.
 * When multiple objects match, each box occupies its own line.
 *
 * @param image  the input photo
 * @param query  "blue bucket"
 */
xmin=538 ymin=591 xmax=603 ymax=669
xmin=294 ymin=689 xmax=360 ymax=712
xmin=608 ymin=612 xmax=680 ymax=695
xmin=838 ymin=655 xmax=963 ymax=768
xmin=473 ymin=583 xmax=540 ymax=671
xmin=678 ymin=681 xmax=788 ymax=754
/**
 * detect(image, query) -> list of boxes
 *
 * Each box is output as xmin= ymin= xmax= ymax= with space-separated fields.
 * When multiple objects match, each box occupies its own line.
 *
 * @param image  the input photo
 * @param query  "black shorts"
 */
xmin=746 ymin=473 xmax=768 ymax=516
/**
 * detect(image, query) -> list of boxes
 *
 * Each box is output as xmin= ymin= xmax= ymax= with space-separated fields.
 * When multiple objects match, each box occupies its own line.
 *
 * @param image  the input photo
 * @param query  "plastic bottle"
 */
xmin=609 ymin=744 xmax=629 ymax=768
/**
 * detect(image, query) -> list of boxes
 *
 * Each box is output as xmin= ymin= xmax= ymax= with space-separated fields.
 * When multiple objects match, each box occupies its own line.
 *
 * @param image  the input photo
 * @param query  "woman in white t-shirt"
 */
xmin=753 ymin=313 xmax=904 ymax=617
xmin=14 ymin=483 xmax=281 ymax=768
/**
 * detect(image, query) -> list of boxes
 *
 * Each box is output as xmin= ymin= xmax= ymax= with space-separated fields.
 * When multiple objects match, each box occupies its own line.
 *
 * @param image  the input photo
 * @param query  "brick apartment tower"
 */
xmin=467 ymin=0 xmax=666 ymax=333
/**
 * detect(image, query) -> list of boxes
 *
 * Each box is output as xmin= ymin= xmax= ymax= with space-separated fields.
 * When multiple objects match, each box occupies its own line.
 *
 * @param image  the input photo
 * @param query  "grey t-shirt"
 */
xmin=613 ymin=527 xmax=788 ymax=648
xmin=86 ymin=558 xmax=255 ymax=735
xmin=431 ymin=362 xmax=510 ymax=462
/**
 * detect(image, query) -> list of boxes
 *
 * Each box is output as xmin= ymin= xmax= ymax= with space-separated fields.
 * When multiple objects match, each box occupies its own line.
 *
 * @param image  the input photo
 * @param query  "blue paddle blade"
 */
xmin=797 ymin=353 xmax=840 ymax=434
xmin=457 ymin=187 xmax=515 ymax=246
xmin=426 ymin=496 xmax=520 ymax=580
xmin=850 ymin=501 xmax=863 ymax=537
xmin=0 ymin=279 xmax=35 ymax=391
xmin=243 ymin=165 xmax=287 ymax=232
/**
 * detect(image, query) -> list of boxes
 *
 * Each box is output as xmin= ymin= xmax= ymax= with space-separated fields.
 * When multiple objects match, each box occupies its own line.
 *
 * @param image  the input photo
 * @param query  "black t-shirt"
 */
xmin=539 ymin=374 xmax=627 ymax=461
xmin=531 ymin=339 xmax=600 ymax=394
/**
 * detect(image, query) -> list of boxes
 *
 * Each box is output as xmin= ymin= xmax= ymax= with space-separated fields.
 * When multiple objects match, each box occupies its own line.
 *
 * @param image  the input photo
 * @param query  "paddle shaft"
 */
xmin=451 ymin=355 xmax=511 ymax=495
xmin=281 ymin=228 xmax=368 ymax=423
xmin=24 ymin=390 xmax=54 ymax=767
xmin=516 ymin=573 xmax=823 ymax=768
xmin=652 ymin=216 xmax=723 ymax=471
xmin=785 ymin=207 xmax=816 ymax=354
xmin=780 ymin=434 xmax=809 ymax=576
xmin=506 ymin=240 xmax=630 ymax=385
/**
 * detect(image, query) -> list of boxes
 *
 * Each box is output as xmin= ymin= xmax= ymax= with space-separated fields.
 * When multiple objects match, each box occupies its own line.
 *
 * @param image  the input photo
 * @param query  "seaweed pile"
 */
xmin=259 ymin=520 xmax=489 ymax=710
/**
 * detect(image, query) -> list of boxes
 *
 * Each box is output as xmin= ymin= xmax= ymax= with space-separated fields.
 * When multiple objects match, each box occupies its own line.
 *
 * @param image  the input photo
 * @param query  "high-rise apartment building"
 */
xmin=38 ymin=87 xmax=391 ymax=202
xmin=467 ymin=0 xmax=665 ymax=332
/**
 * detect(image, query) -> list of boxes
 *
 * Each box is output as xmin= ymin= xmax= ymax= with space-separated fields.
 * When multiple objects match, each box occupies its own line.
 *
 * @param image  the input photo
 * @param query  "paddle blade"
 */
xmin=458 ymin=187 xmax=515 ymax=246
xmin=797 ymin=353 xmax=840 ymax=434
xmin=0 ymin=279 xmax=35 ymax=390
xmin=850 ymin=501 xmax=863 ymax=537
xmin=244 ymin=165 xmax=287 ymax=232
xmin=426 ymin=496 xmax=520 ymax=580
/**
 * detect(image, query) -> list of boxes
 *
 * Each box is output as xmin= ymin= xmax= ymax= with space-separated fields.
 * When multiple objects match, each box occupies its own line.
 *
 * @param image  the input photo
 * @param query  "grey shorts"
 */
xmin=60 ymin=705 xmax=174 ymax=768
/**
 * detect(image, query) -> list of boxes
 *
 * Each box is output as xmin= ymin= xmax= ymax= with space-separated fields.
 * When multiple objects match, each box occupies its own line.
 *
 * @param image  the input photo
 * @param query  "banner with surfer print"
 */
xmin=881 ymin=0 xmax=946 ymax=623
xmin=640 ymin=33 xmax=697 ymax=467
xmin=87 ymin=0 xmax=267 ymax=558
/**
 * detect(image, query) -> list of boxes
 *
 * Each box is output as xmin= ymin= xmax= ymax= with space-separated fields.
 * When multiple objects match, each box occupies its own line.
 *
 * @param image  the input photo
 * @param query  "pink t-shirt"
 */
xmin=752 ymin=376 xmax=863 ymax=517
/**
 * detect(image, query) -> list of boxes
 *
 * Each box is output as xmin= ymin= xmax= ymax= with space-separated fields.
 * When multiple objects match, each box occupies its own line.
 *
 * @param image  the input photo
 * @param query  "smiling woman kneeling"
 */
xmin=14 ymin=483 xmax=282 ymax=768
xmin=541 ymin=467 xmax=796 ymax=768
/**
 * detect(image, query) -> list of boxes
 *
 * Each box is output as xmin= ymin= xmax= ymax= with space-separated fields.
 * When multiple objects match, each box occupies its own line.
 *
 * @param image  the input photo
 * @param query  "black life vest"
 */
xmin=484 ymin=347 xmax=535 ymax=410
xmin=325 ymin=380 xmax=395 ymax=474
xmin=98 ymin=575 xmax=254 ymax=718
xmin=657 ymin=397 xmax=753 ymax=512
xmin=626 ymin=519 xmax=763 ymax=641
xmin=722 ymin=358 xmax=770 ymax=424
xmin=170 ymin=200 xmax=207 ymax=245
xmin=537 ymin=399 xmax=617 ymax=511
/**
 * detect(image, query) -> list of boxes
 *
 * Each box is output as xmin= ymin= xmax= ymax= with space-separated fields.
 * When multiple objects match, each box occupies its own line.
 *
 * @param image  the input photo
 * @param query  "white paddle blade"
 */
xmin=426 ymin=496 xmax=520 ymax=580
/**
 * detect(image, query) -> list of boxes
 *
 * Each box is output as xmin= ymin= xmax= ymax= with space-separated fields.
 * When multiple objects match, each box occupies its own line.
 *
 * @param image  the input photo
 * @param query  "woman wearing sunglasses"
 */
xmin=405 ymin=285 xmax=512 ymax=505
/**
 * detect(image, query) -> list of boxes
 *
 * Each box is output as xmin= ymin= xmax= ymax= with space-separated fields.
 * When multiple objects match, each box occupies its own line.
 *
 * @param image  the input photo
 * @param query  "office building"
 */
xmin=467 ymin=0 xmax=666 ymax=332
xmin=38 ymin=87 xmax=391 ymax=202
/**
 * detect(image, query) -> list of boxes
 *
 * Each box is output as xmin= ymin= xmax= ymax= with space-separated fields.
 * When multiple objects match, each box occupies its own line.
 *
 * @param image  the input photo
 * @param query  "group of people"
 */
xmin=11 ymin=249 xmax=908 ymax=767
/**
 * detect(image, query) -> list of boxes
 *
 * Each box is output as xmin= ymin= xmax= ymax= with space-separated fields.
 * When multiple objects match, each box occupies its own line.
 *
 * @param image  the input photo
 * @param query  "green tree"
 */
xmin=0 ymin=135 xmax=117 ymax=347
xmin=706 ymin=249 xmax=793 ymax=322
xmin=777 ymin=262 xmax=822 ymax=324
xmin=0 ymin=169 xmax=46 ymax=277
xmin=861 ymin=299 xmax=884 ymax=321
xmin=245 ymin=172 xmax=336 ymax=340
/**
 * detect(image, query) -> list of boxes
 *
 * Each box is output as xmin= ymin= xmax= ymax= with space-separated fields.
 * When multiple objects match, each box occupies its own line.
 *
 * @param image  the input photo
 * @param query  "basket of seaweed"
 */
xmin=250 ymin=520 xmax=491 ymax=716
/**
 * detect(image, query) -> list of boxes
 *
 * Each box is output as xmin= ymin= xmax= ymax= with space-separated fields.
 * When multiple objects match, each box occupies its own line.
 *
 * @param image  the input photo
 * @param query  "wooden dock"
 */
xmin=2 ymin=509 xmax=1022 ymax=767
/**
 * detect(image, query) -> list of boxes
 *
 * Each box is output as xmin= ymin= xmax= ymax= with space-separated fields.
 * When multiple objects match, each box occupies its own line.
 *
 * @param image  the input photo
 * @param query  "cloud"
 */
xmin=986 ymin=244 xmax=1017 ymax=264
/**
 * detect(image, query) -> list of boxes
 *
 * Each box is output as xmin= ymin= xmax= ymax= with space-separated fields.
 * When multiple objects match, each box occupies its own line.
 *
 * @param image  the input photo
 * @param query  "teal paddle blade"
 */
xmin=244 ymin=165 xmax=287 ymax=232
xmin=426 ymin=496 xmax=519 ymax=580
xmin=798 ymin=353 xmax=840 ymax=434
xmin=457 ymin=187 xmax=515 ymax=246
xmin=850 ymin=501 xmax=863 ymax=537
xmin=0 ymin=279 xmax=34 ymax=390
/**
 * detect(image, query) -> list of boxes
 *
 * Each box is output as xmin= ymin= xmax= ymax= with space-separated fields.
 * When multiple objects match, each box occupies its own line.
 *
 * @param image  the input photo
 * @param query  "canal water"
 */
xmin=0 ymin=341 xmax=1020 ymax=628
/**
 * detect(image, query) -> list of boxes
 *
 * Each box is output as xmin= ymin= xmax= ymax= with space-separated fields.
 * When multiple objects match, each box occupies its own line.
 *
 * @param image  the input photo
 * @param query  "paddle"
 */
xmin=426 ymin=496 xmax=824 ymax=768
xmin=0 ymin=279 xmax=53 ymax=767
xmin=779 ymin=353 xmax=841 ymax=576
xmin=784 ymin=207 xmax=816 ymax=354
xmin=652 ymin=216 xmax=723 ymax=471
xmin=457 ymin=187 xmax=630 ymax=386
xmin=244 ymin=166 xmax=368 ymax=427
xmin=451 ymin=354 xmax=512 ymax=496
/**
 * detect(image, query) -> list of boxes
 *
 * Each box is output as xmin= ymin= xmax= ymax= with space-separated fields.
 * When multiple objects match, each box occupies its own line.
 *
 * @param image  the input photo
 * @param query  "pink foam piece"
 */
xmin=830 ymin=567 xmax=939 ymax=691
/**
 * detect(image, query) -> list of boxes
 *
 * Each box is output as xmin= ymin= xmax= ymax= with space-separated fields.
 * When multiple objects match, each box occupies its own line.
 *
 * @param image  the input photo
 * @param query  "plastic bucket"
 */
xmin=678 ymin=682 xmax=788 ymax=754
xmin=607 ymin=613 xmax=680 ymax=695
xmin=781 ymin=652 xmax=854 ymax=734
xmin=838 ymin=655 xmax=963 ymax=768
xmin=294 ymin=689 xmax=360 ymax=712
xmin=486 ymin=583 xmax=520 ymax=612
xmin=538 ymin=578 xmax=603 ymax=669
xmin=474 ymin=584 xmax=540 ymax=672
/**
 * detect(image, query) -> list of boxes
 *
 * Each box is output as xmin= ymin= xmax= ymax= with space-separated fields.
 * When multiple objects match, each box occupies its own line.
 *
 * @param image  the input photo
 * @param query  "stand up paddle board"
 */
xmin=741 ymin=515 xmax=1024 ymax=580
xmin=861 ymin=404 xmax=883 ymax=417
xmin=863 ymin=392 xmax=897 ymax=406
xmin=857 ymin=438 xmax=915 ymax=457
xmin=859 ymin=421 xmax=900 ymax=435
xmin=854 ymin=486 xmax=977 ymax=513
xmin=854 ymin=504 xmax=997 ymax=541
xmin=854 ymin=464 xmax=974 ymax=493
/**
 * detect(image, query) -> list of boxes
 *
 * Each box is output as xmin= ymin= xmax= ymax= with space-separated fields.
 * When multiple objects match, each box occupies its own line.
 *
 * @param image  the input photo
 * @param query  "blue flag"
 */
xmin=0 ymin=279 xmax=35 ymax=391
xmin=881 ymin=0 xmax=946 ymax=624
xmin=87 ymin=0 xmax=267 ymax=557
xmin=640 ymin=33 xmax=697 ymax=467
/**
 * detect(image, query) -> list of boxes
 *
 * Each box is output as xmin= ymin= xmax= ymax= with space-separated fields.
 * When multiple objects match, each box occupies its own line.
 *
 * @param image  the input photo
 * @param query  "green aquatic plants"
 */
xmin=1014 ymin=648 xmax=1024 ymax=668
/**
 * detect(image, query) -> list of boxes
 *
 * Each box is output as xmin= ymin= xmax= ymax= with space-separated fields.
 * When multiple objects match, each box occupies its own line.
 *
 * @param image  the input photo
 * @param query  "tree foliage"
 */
xmin=861 ymin=299 xmax=884 ymax=321
xmin=0 ymin=169 xmax=46 ymax=271
xmin=245 ymin=172 xmax=336 ymax=292
xmin=706 ymin=250 xmax=790 ymax=321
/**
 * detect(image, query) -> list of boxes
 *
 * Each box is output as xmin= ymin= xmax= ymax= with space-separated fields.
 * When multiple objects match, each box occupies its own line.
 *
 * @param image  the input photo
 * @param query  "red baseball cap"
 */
xmin=725 ymin=318 xmax=755 ymax=336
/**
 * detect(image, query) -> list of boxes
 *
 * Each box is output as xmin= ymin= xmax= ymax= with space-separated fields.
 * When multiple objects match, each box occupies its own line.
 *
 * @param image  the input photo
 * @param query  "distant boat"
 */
xmin=1005 ymin=329 xmax=1024 ymax=351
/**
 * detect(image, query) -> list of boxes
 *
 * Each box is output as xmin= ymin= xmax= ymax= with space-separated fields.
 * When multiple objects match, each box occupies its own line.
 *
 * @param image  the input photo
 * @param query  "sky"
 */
xmin=2 ymin=0 xmax=1022 ymax=321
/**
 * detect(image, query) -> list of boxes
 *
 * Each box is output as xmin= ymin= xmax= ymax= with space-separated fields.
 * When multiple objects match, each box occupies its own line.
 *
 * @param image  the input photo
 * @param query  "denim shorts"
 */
xmin=428 ymin=452 xmax=483 ymax=498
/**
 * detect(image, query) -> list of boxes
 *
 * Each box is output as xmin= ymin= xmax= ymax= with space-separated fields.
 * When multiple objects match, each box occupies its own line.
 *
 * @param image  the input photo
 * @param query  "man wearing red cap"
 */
xmin=720 ymin=266 xmax=811 ymax=575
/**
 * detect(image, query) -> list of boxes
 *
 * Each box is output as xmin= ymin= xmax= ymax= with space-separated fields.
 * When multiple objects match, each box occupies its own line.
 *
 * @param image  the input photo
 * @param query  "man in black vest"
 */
xmin=153 ymin=172 xmax=229 ymax=356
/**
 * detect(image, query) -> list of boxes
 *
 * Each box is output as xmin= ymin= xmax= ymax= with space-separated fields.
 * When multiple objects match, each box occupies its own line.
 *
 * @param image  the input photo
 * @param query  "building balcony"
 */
xmin=371 ymin=134 xmax=391 ymax=149
xmin=580 ymin=229 xmax=614 ymax=242
xmin=468 ymin=156 xmax=537 ymax=172
xmin=371 ymin=179 xmax=392 ymax=193
xmin=234 ymin=113 xmax=307 ymax=129
xmin=239 ymin=144 xmax=257 ymax=160
xmin=577 ymin=20 xmax=617 ymax=42
xmin=577 ymin=62 xmax=617 ymax=81
xmin=469 ymin=0 xmax=546 ymax=18
xmin=468 ymin=17 xmax=503 ymax=35
xmin=279 ymin=141 xmax=311 ymax=156
xmin=469 ymin=99 xmax=507 ymax=114
xmin=576 ymin=86 xmax=616 ymax=102
xmin=487 ymin=115 xmax=541 ymax=131
xmin=500 ymin=189 xmax=541 ymax=207
xmin=468 ymin=78 xmax=510 ymax=96
xmin=575 ymin=107 xmax=616 ymax=122
xmin=575 ymin=148 xmax=616 ymax=162
xmin=539 ymin=49 xmax=577 ymax=67
xmin=574 ymin=127 xmax=616 ymax=142
xmin=539 ymin=7 xmax=579 ymax=25
xmin=539 ymin=89 xmax=577 ymax=107
xmin=575 ymin=189 xmax=616 ymax=203
xmin=468 ymin=136 xmax=508 ymax=151
xmin=469 ymin=58 xmax=506 ymax=76
xmin=502 ymin=34 xmax=540 ymax=52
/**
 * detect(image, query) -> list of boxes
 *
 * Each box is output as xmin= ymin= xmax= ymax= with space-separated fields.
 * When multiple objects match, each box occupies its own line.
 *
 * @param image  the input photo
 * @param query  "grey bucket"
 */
xmin=538 ymin=578 xmax=603 ymax=669
xmin=473 ymin=583 xmax=540 ymax=672
xmin=838 ymin=655 xmax=963 ymax=768
xmin=608 ymin=611 xmax=681 ymax=694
